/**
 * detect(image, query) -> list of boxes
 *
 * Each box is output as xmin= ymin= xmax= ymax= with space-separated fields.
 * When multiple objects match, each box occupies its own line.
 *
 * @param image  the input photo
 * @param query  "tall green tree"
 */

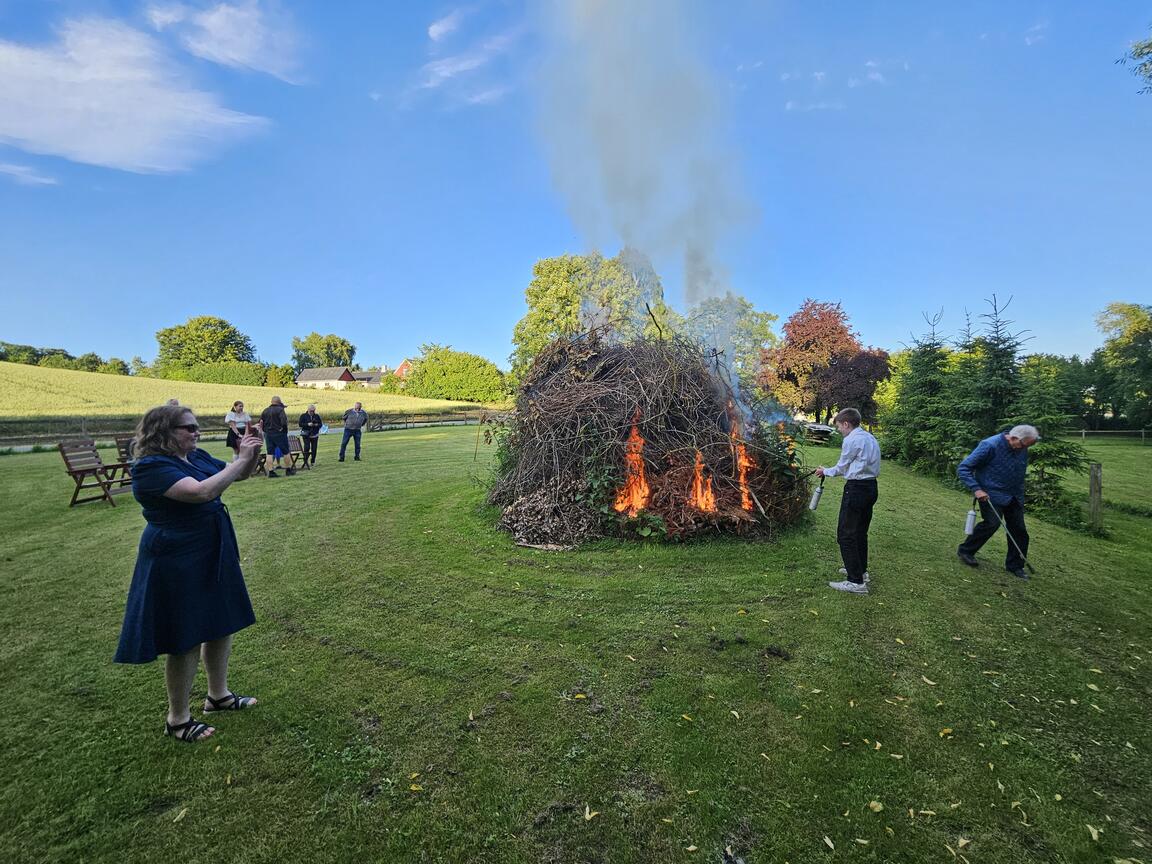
xmin=683 ymin=292 xmax=778 ymax=391
xmin=1096 ymin=302 xmax=1152 ymax=427
xmin=290 ymin=332 xmax=357 ymax=373
xmin=1121 ymin=29 xmax=1152 ymax=93
xmin=509 ymin=249 xmax=678 ymax=379
xmin=155 ymin=316 xmax=256 ymax=375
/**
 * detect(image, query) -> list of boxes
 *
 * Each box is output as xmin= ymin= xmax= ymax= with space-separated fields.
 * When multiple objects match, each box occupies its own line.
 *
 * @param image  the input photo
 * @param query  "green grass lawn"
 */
xmin=1 ymin=428 xmax=1149 ymax=863
xmin=1079 ymin=438 xmax=1152 ymax=514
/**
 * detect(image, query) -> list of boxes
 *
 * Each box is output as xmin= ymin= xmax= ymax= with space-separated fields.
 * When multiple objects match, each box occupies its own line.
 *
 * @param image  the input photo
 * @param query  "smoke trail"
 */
xmin=537 ymin=0 xmax=751 ymax=306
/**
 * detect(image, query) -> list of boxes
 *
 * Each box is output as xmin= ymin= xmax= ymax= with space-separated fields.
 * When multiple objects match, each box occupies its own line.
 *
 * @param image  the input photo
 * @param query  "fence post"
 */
xmin=1088 ymin=462 xmax=1103 ymax=533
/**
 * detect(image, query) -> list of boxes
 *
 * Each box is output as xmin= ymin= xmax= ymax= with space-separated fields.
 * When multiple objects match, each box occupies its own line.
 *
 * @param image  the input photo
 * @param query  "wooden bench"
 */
xmin=254 ymin=435 xmax=310 ymax=476
xmin=59 ymin=440 xmax=133 ymax=507
xmin=114 ymin=434 xmax=135 ymax=463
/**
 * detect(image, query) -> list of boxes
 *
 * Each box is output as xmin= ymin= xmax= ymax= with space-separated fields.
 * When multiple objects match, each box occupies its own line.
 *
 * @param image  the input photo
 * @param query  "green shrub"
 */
xmin=183 ymin=361 xmax=268 ymax=386
xmin=404 ymin=345 xmax=506 ymax=403
xmin=377 ymin=372 xmax=405 ymax=394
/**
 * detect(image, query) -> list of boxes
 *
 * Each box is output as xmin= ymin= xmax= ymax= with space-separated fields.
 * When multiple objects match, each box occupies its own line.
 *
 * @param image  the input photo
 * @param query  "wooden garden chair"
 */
xmin=114 ymin=434 xmax=136 ymax=463
xmin=58 ymin=440 xmax=133 ymax=507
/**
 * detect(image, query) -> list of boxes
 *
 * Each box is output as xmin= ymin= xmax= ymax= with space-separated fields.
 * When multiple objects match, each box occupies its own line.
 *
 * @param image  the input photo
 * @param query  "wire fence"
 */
xmin=1076 ymin=429 xmax=1149 ymax=444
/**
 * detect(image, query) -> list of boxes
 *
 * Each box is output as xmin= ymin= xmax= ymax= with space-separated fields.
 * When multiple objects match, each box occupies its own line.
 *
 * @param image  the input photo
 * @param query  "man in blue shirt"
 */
xmin=817 ymin=407 xmax=881 ymax=595
xmin=956 ymin=424 xmax=1040 ymax=579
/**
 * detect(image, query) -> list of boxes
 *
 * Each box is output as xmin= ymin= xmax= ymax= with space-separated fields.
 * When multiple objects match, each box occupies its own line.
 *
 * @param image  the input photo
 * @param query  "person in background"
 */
xmin=298 ymin=404 xmax=323 ymax=466
xmin=339 ymin=401 xmax=369 ymax=462
xmin=114 ymin=404 xmax=263 ymax=743
xmin=956 ymin=424 xmax=1040 ymax=580
xmin=167 ymin=398 xmax=180 ymax=406
xmin=260 ymin=395 xmax=295 ymax=477
xmin=224 ymin=400 xmax=252 ymax=462
xmin=817 ymin=407 xmax=881 ymax=595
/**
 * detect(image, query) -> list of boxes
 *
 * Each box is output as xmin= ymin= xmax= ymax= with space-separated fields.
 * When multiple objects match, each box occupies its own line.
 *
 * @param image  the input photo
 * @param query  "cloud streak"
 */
xmin=147 ymin=0 xmax=300 ymax=81
xmin=0 ymin=18 xmax=267 ymax=173
xmin=428 ymin=9 xmax=465 ymax=42
xmin=0 ymin=162 xmax=58 ymax=186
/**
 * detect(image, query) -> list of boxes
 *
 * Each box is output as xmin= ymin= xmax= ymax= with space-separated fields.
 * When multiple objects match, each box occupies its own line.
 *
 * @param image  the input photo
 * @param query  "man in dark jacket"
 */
xmin=261 ymin=396 xmax=295 ymax=477
xmin=339 ymin=401 xmax=369 ymax=462
xmin=298 ymin=404 xmax=323 ymax=466
xmin=956 ymin=424 xmax=1040 ymax=578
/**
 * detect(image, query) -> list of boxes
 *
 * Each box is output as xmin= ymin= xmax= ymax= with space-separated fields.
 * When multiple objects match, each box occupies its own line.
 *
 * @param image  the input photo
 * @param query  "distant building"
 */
xmin=296 ymin=366 xmax=357 ymax=389
xmin=394 ymin=359 xmax=415 ymax=379
xmin=351 ymin=368 xmax=386 ymax=387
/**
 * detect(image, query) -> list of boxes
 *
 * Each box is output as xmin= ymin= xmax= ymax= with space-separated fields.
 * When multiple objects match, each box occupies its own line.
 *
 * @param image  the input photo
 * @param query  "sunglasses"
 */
xmin=175 ymin=423 xmax=200 ymax=432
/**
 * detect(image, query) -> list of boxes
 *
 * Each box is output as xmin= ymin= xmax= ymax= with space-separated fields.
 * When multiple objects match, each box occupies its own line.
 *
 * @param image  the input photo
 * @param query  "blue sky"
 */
xmin=1 ymin=1 xmax=1149 ymax=370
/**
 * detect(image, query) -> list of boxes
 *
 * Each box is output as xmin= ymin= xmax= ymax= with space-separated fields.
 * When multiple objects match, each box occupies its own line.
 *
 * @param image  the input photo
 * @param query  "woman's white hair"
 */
xmin=1008 ymin=424 xmax=1040 ymax=441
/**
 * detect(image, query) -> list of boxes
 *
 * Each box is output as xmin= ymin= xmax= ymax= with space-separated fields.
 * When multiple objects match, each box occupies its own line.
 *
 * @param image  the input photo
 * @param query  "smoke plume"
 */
xmin=537 ymin=0 xmax=751 ymax=306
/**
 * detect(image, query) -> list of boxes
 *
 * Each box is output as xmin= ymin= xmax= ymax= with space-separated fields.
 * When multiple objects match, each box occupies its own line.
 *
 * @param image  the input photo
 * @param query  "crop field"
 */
xmin=0 ymin=361 xmax=483 ymax=438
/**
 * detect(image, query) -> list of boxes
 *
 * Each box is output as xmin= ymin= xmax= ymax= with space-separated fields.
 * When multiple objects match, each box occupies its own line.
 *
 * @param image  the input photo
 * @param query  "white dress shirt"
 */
xmin=823 ymin=426 xmax=881 ymax=480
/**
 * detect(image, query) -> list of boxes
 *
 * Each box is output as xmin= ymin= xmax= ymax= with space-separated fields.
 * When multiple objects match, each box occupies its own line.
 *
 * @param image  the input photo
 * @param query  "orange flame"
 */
xmin=614 ymin=420 xmax=650 ymax=517
xmin=690 ymin=450 xmax=717 ymax=512
xmin=735 ymin=438 xmax=756 ymax=511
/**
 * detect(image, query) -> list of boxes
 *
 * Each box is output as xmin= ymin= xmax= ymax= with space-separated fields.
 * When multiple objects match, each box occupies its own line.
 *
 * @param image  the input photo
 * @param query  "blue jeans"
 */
xmin=340 ymin=428 xmax=361 ymax=459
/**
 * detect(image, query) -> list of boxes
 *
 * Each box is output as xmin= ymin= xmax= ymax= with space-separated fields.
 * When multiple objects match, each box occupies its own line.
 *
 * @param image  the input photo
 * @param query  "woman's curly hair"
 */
xmin=133 ymin=404 xmax=194 ymax=458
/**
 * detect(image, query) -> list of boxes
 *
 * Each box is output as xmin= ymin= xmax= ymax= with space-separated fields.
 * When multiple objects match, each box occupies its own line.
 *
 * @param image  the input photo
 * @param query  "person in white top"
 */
xmin=224 ymin=401 xmax=252 ymax=462
xmin=816 ymin=407 xmax=881 ymax=595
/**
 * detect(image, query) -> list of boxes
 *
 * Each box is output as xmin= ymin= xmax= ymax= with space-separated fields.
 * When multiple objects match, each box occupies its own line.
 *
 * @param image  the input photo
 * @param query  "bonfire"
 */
xmin=487 ymin=333 xmax=810 ymax=546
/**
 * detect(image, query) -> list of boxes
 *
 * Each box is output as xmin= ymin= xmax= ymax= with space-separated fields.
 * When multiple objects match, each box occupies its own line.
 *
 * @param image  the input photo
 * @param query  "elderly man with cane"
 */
xmin=956 ymin=424 xmax=1040 ymax=579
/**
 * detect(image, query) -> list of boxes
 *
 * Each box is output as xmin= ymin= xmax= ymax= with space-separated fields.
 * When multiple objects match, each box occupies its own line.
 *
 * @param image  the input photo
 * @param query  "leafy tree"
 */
xmin=376 ymin=372 xmax=405 ymax=394
xmin=73 ymin=352 xmax=103 ymax=372
xmin=290 ymin=332 xmax=357 ymax=373
xmin=509 ymin=249 xmax=678 ymax=379
xmin=97 ymin=358 xmax=130 ymax=375
xmin=130 ymin=356 xmax=153 ymax=377
xmin=155 ymin=316 xmax=256 ymax=375
xmin=0 ymin=341 xmax=43 ymax=364
xmin=683 ymin=292 xmax=778 ymax=390
xmin=816 ymin=347 xmax=891 ymax=423
xmin=263 ymin=363 xmax=297 ymax=389
xmin=1121 ymin=30 xmax=1152 ymax=93
xmin=759 ymin=300 xmax=862 ymax=420
xmin=405 ymin=344 xmax=506 ymax=403
xmin=38 ymin=353 xmax=76 ymax=370
xmin=1095 ymin=302 xmax=1152 ymax=427
xmin=181 ymin=361 xmax=268 ymax=386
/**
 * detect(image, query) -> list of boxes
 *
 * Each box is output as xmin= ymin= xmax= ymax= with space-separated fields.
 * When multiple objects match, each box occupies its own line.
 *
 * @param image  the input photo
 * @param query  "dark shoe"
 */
xmin=165 ymin=717 xmax=214 ymax=743
xmin=1009 ymin=568 xmax=1029 ymax=580
xmin=957 ymin=550 xmax=978 ymax=567
xmin=267 ymin=471 xmax=279 ymax=478
xmin=285 ymin=468 xmax=297 ymax=476
xmin=338 ymin=457 xmax=344 ymax=462
xmin=354 ymin=456 xmax=361 ymax=461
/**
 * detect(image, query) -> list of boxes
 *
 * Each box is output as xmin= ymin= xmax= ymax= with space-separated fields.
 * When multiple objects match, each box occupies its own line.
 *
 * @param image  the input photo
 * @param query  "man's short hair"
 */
xmin=833 ymin=408 xmax=862 ymax=428
xmin=1008 ymin=424 xmax=1040 ymax=442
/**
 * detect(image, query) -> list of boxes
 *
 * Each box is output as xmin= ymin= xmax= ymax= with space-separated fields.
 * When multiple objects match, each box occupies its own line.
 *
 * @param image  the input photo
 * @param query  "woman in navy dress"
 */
xmin=115 ymin=404 xmax=264 ymax=743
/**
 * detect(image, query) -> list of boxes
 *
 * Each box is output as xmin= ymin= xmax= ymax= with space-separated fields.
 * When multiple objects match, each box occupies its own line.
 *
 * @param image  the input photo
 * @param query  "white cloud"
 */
xmin=784 ymin=100 xmax=844 ymax=112
xmin=147 ymin=0 xmax=299 ymax=81
xmin=0 ymin=18 xmax=267 ymax=173
xmin=812 ymin=70 xmax=825 ymax=83
xmin=464 ymin=85 xmax=509 ymax=105
xmin=0 ymin=162 xmax=58 ymax=186
xmin=428 ymin=9 xmax=465 ymax=42
xmin=1024 ymin=23 xmax=1048 ymax=46
xmin=867 ymin=70 xmax=885 ymax=83
xmin=418 ymin=27 xmax=519 ymax=90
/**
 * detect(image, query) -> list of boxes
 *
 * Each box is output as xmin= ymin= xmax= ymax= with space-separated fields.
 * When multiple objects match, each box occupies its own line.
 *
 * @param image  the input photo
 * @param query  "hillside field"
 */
xmin=0 ymin=361 xmax=483 ymax=438
xmin=0 ymin=427 xmax=1149 ymax=862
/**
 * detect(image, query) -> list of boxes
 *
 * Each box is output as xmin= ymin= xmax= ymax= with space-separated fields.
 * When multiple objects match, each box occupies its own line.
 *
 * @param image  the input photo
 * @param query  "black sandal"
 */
xmin=204 ymin=691 xmax=256 ymax=712
xmin=165 ymin=717 xmax=214 ymax=743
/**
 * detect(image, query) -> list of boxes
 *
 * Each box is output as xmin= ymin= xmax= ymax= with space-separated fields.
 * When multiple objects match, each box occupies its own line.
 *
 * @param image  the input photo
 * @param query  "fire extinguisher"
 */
xmin=964 ymin=497 xmax=978 ymax=535
xmin=809 ymin=476 xmax=826 ymax=511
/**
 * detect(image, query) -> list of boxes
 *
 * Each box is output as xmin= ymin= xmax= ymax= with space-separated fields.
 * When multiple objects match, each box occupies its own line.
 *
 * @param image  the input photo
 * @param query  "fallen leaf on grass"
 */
xmin=584 ymin=805 xmax=599 ymax=821
xmin=573 ymin=694 xmax=587 ymax=700
xmin=1086 ymin=683 xmax=1100 ymax=692
xmin=957 ymin=837 xmax=970 ymax=849
xmin=868 ymin=801 xmax=884 ymax=812
xmin=895 ymin=638 xmax=905 ymax=645
xmin=1087 ymin=824 xmax=1100 ymax=841
xmin=823 ymin=836 xmax=835 ymax=850
xmin=173 ymin=808 xmax=188 ymax=823
xmin=626 ymin=655 xmax=637 ymax=662
xmin=681 ymin=714 xmax=693 ymax=722
xmin=730 ymin=710 xmax=741 ymax=720
xmin=685 ymin=845 xmax=698 ymax=852
xmin=940 ymin=728 xmax=954 ymax=737
xmin=921 ymin=676 xmax=937 ymax=686
xmin=686 ymin=789 xmax=699 ymax=795
xmin=1089 ymin=668 xmax=1102 ymax=674
xmin=809 ymin=609 xmax=819 ymax=616
xmin=661 ymin=818 xmax=673 ymax=824
xmin=468 ymin=711 xmax=474 ymax=721
xmin=409 ymin=784 xmax=422 ymax=792
xmin=890 ymin=754 xmax=904 ymax=759
xmin=855 ymin=838 xmax=869 ymax=845
xmin=737 ymin=609 xmax=747 ymax=615
xmin=760 ymin=752 xmax=770 ymax=760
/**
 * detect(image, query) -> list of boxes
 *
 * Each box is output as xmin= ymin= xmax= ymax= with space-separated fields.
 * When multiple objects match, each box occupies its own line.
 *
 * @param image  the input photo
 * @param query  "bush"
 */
xmin=263 ymin=363 xmax=296 ymax=389
xmin=182 ymin=361 xmax=267 ymax=387
xmin=377 ymin=372 xmax=405 ymax=394
xmin=404 ymin=346 xmax=507 ymax=403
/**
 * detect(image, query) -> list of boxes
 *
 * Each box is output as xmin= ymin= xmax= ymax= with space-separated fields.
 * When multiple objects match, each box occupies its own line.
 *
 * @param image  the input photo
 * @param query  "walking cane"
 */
xmin=985 ymin=500 xmax=1036 ymax=575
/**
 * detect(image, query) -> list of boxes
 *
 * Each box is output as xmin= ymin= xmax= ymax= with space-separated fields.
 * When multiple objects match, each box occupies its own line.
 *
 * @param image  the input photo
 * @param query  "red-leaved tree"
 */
xmin=760 ymin=300 xmax=888 ymax=422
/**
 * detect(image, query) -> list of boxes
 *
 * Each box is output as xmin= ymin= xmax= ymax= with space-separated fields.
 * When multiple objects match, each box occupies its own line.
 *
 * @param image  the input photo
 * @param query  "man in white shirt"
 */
xmin=816 ymin=407 xmax=881 ymax=595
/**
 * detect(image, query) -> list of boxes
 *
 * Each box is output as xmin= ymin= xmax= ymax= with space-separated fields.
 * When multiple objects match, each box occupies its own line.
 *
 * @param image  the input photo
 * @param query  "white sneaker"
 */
xmin=839 ymin=567 xmax=871 ymax=583
xmin=828 ymin=579 xmax=869 ymax=595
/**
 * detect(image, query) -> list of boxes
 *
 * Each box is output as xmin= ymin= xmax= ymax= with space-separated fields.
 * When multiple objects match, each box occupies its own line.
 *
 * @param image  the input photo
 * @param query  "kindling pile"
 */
xmin=487 ymin=333 xmax=811 ymax=546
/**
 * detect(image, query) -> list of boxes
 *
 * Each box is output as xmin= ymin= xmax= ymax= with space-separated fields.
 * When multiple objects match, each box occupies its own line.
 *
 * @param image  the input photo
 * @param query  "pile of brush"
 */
xmin=487 ymin=333 xmax=810 ymax=546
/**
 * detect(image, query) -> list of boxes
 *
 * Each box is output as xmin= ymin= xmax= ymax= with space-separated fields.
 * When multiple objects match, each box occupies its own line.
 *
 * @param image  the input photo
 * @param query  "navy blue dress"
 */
xmin=114 ymin=450 xmax=256 ymax=664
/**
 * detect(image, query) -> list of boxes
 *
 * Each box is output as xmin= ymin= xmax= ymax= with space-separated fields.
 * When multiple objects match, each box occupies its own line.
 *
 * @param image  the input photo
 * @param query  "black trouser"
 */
xmin=837 ymin=478 xmax=877 ymax=584
xmin=340 ymin=428 xmax=361 ymax=459
xmin=958 ymin=497 xmax=1029 ymax=571
xmin=302 ymin=435 xmax=318 ymax=464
